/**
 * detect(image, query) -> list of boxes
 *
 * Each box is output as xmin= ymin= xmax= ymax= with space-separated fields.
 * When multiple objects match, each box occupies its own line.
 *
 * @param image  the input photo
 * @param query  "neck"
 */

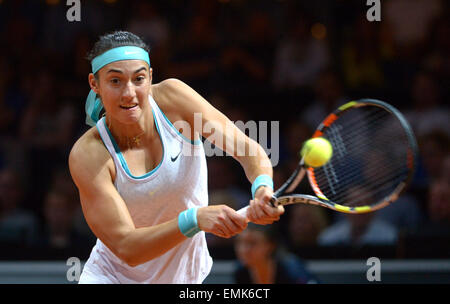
xmin=105 ymin=108 xmax=155 ymax=149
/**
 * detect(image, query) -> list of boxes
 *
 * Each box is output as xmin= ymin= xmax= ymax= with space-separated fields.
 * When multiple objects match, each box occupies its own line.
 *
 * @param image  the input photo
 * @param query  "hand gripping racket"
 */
xmin=237 ymin=99 xmax=418 ymax=217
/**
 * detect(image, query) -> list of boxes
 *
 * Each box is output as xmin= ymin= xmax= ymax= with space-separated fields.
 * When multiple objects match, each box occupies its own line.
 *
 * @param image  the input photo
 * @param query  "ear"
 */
xmin=149 ymin=67 xmax=153 ymax=85
xmin=88 ymin=73 xmax=100 ymax=94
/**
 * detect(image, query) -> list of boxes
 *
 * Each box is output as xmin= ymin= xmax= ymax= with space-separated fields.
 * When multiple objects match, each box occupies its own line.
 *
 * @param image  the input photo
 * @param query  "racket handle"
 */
xmin=236 ymin=206 xmax=249 ymax=218
xmin=236 ymin=197 xmax=277 ymax=219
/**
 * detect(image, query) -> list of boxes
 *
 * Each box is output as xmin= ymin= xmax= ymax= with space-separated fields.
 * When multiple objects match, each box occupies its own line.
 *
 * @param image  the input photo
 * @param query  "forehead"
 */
xmin=99 ymin=59 xmax=149 ymax=74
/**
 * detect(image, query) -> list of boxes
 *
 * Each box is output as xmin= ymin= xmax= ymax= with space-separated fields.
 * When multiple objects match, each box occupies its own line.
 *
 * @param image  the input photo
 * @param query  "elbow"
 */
xmin=113 ymin=235 xmax=141 ymax=268
xmin=124 ymin=258 xmax=140 ymax=268
xmin=116 ymin=246 xmax=140 ymax=268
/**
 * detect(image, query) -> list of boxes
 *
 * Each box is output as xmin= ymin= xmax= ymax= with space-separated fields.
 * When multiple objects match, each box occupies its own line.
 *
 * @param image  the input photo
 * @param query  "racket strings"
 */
xmin=315 ymin=161 xmax=407 ymax=195
xmin=313 ymin=106 xmax=411 ymax=207
xmin=316 ymin=163 xmax=407 ymax=206
xmin=317 ymin=147 xmax=408 ymax=185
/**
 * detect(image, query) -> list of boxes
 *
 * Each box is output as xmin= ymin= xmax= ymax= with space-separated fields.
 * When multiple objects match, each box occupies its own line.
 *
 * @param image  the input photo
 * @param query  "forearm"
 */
xmin=235 ymin=139 xmax=273 ymax=183
xmin=117 ymin=218 xmax=186 ymax=267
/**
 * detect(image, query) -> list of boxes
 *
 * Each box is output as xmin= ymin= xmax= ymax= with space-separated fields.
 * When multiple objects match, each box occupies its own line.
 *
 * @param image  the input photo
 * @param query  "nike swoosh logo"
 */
xmin=124 ymin=51 xmax=139 ymax=55
xmin=171 ymin=151 xmax=182 ymax=162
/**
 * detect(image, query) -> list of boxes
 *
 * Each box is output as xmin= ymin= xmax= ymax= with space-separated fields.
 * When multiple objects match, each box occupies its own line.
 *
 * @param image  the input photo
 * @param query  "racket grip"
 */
xmin=236 ymin=196 xmax=277 ymax=219
xmin=236 ymin=206 xmax=249 ymax=218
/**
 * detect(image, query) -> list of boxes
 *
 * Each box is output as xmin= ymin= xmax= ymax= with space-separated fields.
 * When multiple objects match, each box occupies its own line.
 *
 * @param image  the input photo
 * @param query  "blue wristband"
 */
xmin=178 ymin=207 xmax=201 ymax=238
xmin=251 ymin=175 xmax=274 ymax=199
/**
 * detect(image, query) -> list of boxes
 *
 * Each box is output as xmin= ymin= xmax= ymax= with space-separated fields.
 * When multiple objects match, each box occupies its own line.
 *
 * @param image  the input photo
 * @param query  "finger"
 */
xmin=212 ymin=226 xmax=228 ymax=238
xmin=220 ymin=209 xmax=244 ymax=236
xmin=246 ymin=200 xmax=256 ymax=222
xmin=252 ymin=218 xmax=277 ymax=225
xmin=220 ymin=217 xmax=240 ymax=236
xmin=228 ymin=210 xmax=248 ymax=230
xmin=254 ymin=188 xmax=272 ymax=206
xmin=260 ymin=198 xmax=285 ymax=218
xmin=253 ymin=200 xmax=278 ymax=221
xmin=248 ymin=199 xmax=264 ymax=223
xmin=277 ymin=204 xmax=285 ymax=215
xmin=253 ymin=198 xmax=271 ymax=219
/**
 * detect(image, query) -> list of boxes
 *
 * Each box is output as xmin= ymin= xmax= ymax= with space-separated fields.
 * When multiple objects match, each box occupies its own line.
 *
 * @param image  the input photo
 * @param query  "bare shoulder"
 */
xmin=69 ymin=127 xmax=113 ymax=188
xmin=153 ymin=78 xmax=187 ymax=97
xmin=152 ymin=78 xmax=189 ymax=110
xmin=152 ymin=78 xmax=208 ymax=120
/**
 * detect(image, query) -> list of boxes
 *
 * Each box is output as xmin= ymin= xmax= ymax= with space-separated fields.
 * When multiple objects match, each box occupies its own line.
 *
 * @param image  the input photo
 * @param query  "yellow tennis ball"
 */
xmin=300 ymin=137 xmax=333 ymax=167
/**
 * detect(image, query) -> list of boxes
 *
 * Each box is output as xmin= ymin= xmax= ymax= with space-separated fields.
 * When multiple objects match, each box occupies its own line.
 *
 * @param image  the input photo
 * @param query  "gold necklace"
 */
xmin=106 ymin=118 xmax=145 ymax=148
xmin=129 ymin=131 xmax=146 ymax=147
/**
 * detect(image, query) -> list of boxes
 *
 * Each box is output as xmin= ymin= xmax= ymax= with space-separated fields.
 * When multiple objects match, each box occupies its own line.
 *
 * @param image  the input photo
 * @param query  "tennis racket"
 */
xmin=237 ymin=99 xmax=418 ymax=216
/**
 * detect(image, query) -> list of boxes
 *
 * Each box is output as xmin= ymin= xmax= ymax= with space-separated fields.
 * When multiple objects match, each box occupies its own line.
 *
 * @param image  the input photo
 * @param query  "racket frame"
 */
xmin=271 ymin=99 xmax=418 ymax=214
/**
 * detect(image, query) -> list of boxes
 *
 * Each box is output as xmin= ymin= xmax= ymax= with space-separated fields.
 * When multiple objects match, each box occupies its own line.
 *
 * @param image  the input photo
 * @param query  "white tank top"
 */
xmin=80 ymin=95 xmax=213 ymax=284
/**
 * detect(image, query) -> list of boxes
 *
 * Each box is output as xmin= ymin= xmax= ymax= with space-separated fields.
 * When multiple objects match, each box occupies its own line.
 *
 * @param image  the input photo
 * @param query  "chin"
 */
xmin=120 ymin=109 xmax=144 ymax=124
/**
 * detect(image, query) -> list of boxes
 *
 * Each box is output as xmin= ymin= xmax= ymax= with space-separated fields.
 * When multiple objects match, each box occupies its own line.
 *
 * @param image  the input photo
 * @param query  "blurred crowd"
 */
xmin=0 ymin=0 xmax=449 ymax=264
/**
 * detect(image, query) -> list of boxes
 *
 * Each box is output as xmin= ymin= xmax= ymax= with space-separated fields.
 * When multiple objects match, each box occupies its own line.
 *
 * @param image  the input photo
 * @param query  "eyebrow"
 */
xmin=106 ymin=67 xmax=148 ymax=74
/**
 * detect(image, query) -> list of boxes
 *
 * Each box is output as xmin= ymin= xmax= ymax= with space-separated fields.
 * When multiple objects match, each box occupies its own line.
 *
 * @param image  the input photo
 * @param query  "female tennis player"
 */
xmin=68 ymin=31 xmax=284 ymax=283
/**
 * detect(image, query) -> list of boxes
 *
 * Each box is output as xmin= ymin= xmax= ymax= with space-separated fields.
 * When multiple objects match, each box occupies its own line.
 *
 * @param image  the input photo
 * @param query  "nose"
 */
xmin=122 ymin=81 xmax=136 ymax=100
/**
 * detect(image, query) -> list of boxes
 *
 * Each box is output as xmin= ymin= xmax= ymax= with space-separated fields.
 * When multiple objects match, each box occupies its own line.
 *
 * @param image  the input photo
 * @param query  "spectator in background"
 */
xmin=166 ymin=14 xmax=220 ymax=95
xmin=441 ymin=155 xmax=450 ymax=184
xmin=385 ymin=0 xmax=442 ymax=57
xmin=0 ymin=48 xmax=32 ymax=138
xmin=49 ymin=167 xmax=95 ymax=243
xmin=34 ymin=185 xmax=94 ymax=259
xmin=408 ymin=130 xmax=450 ymax=208
xmin=279 ymin=121 xmax=312 ymax=167
xmin=234 ymin=223 xmax=318 ymax=284
xmin=300 ymin=69 xmax=348 ymax=130
xmin=423 ymin=16 xmax=450 ymax=85
xmin=65 ymin=31 xmax=94 ymax=102
xmin=399 ymin=164 xmax=450 ymax=258
xmin=126 ymin=2 xmax=170 ymax=80
xmin=404 ymin=71 xmax=449 ymax=138
xmin=286 ymin=204 xmax=329 ymax=250
xmin=272 ymin=13 xmax=329 ymax=91
xmin=0 ymin=49 xmax=16 ymax=136
xmin=19 ymin=69 xmax=77 ymax=210
xmin=418 ymin=130 xmax=450 ymax=184
xmin=207 ymin=157 xmax=249 ymax=210
xmin=219 ymin=10 xmax=276 ymax=109
xmin=318 ymin=186 xmax=398 ymax=247
xmin=374 ymin=193 xmax=424 ymax=233
xmin=340 ymin=14 xmax=388 ymax=95
xmin=0 ymin=167 xmax=38 ymax=246
xmin=427 ymin=179 xmax=450 ymax=227
xmin=318 ymin=212 xmax=398 ymax=247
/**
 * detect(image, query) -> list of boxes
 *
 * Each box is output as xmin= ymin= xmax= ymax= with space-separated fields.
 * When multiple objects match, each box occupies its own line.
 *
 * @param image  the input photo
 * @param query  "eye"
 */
xmin=135 ymin=76 xmax=145 ymax=82
xmin=110 ymin=78 xmax=120 ymax=84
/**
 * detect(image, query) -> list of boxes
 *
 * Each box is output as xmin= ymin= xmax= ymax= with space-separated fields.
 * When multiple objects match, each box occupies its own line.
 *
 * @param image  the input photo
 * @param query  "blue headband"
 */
xmin=85 ymin=46 xmax=150 ymax=127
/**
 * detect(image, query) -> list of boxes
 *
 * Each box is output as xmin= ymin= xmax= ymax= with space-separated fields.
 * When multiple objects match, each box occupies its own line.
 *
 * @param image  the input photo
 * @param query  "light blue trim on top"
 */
xmin=100 ymin=109 xmax=165 ymax=180
xmin=156 ymin=104 xmax=202 ymax=146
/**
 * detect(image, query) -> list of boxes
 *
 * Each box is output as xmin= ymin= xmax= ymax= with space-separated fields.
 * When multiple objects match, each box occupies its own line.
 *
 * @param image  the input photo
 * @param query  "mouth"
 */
xmin=120 ymin=104 xmax=138 ymax=110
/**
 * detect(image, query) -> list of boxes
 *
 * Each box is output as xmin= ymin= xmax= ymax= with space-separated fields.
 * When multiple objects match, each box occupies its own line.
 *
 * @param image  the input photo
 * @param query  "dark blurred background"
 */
xmin=0 ymin=0 xmax=449 ymax=264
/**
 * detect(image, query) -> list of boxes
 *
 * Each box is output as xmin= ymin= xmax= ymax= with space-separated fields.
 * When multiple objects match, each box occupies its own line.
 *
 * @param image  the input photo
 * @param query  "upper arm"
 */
xmin=155 ymin=79 xmax=257 ymax=159
xmin=68 ymin=135 xmax=135 ymax=258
